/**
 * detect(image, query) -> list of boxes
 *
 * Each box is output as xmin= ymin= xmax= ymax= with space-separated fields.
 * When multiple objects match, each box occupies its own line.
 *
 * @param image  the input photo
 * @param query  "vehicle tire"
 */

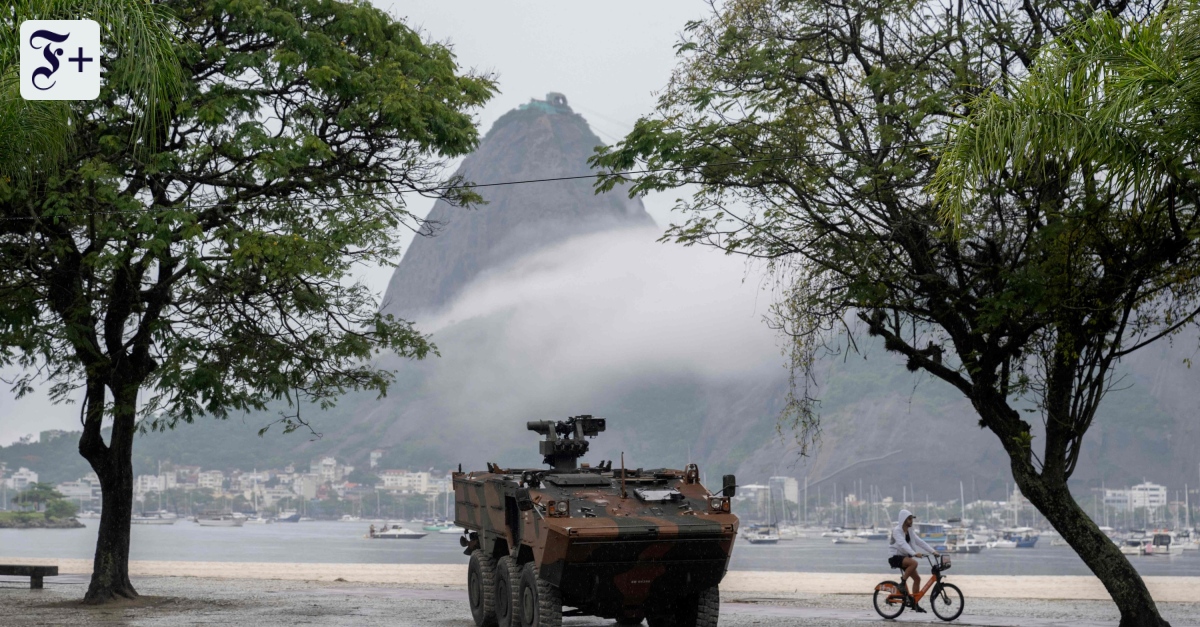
xmin=873 ymin=580 xmax=906 ymax=620
xmin=647 ymin=586 xmax=718 ymax=627
xmin=468 ymin=550 xmax=498 ymax=627
xmin=930 ymin=582 xmax=964 ymax=621
xmin=517 ymin=562 xmax=562 ymax=627
xmin=616 ymin=610 xmax=645 ymax=625
xmin=495 ymin=555 xmax=521 ymax=627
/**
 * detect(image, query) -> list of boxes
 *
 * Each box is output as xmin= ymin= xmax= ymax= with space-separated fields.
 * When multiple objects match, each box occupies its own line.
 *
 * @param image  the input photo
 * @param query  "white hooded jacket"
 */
xmin=889 ymin=508 xmax=937 ymax=557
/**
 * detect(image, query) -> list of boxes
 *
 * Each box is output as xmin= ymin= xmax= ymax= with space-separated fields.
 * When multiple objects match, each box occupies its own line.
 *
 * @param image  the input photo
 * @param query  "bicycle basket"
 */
xmin=939 ymin=555 xmax=952 ymax=569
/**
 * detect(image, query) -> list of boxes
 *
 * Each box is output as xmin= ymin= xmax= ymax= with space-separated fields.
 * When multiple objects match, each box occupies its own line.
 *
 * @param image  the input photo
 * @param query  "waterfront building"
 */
xmin=768 ymin=476 xmax=799 ymax=504
xmin=378 ymin=469 xmax=424 ymax=493
xmin=198 ymin=470 xmax=225 ymax=491
xmin=4 ymin=467 xmax=38 ymax=491
xmin=1103 ymin=482 xmax=1168 ymax=511
xmin=292 ymin=473 xmax=320 ymax=499
xmin=57 ymin=475 xmax=102 ymax=509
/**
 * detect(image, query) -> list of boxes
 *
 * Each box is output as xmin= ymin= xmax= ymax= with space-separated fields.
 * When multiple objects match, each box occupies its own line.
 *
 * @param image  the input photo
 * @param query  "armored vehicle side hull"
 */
xmin=455 ymin=467 xmax=737 ymax=622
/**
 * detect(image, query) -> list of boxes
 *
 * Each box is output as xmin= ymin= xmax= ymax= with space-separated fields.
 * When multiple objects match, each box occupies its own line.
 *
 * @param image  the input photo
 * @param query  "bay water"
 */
xmin=2 ymin=520 xmax=1199 ymax=577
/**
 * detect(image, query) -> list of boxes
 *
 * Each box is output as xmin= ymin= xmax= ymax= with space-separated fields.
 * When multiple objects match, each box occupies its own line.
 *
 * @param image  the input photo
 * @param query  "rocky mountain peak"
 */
xmin=380 ymin=93 xmax=654 ymax=320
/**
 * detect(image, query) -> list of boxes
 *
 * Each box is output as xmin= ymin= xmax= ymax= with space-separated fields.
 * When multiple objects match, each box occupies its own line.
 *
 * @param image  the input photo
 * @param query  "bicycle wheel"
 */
xmin=931 ymin=582 xmax=964 ymax=621
xmin=873 ymin=580 xmax=906 ymax=620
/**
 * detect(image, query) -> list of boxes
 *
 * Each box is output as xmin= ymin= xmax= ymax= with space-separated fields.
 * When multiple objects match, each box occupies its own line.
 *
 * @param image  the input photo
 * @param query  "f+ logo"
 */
xmin=20 ymin=20 xmax=101 ymax=101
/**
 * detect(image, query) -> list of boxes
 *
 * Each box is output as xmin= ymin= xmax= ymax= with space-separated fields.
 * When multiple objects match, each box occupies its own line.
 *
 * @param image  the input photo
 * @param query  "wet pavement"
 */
xmin=2 ymin=575 xmax=1199 ymax=626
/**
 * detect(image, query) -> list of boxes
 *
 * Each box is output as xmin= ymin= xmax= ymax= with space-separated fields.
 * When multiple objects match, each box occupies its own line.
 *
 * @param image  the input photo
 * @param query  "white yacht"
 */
xmin=1150 ymin=532 xmax=1183 ymax=556
xmin=370 ymin=524 xmax=427 ymax=539
xmin=948 ymin=530 xmax=988 ymax=553
xmin=196 ymin=512 xmax=245 ymax=527
xmin=1119 ymin=538 xmax=1148 ymax=555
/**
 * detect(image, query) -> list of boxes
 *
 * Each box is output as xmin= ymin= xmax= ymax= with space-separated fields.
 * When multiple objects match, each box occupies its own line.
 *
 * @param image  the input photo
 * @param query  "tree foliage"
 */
xmin=17 ymin=481 xmax=64 ymax=510
xmin=45 ymin=497 xmax=79 ymax=519
xmin=0 ymin=0 xmax=495 ymax=603
xmin=592 ymin=0 xmax=1180 ymax=624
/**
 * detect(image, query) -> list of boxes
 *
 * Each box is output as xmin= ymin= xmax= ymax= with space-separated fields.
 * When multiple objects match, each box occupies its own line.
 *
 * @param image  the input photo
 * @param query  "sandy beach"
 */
xmin=3 ymin=556 xmax=1200 ymax=603
xmin=2 ymin=569 xmax=1200 ymax=627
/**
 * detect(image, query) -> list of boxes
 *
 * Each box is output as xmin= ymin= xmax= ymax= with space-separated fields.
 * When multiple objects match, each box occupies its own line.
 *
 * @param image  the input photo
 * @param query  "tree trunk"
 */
xmin=79 ymin=380 xmax=140 ymax=604
xmin=1013 ymin=467 xmax=1170 ymax=627
xmin=85 ymin=464 xmax=138 ymax=603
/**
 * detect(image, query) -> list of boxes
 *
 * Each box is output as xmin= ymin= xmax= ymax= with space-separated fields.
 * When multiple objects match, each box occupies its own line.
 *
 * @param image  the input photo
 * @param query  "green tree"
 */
xmin=17 ymin=482 xmax=63 ymax=511
xmin=592 ymin=0 xmax=1176 ymax=625
xmin=1 ymin=0 xmax=183 ymax=177
xmin=928 ymin=4 xmax=1200 ymax=620
xmin=45 ymin=497 xmax=79 ymax=520
xmin=0 ymin=0 xmax=494 ymax=604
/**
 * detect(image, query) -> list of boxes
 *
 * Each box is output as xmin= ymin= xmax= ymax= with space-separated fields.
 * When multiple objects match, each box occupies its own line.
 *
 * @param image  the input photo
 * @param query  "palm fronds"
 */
xmin=0 ymin=0 xmax=183 ymax=180
xmin=932 ymin=2 xmax=1200 ymax=224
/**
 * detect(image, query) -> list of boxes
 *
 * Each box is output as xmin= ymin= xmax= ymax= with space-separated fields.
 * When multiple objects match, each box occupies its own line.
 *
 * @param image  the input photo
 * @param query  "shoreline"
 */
xmin=0 ymin=517 xmax=85 ymax=529
xmin=2 ymin=557 xmax=1198 ymax=603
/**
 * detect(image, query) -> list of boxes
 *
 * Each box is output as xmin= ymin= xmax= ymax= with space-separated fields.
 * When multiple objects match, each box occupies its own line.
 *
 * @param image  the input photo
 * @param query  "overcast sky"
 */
xmin=0 ymin=1 xmax=718 ymax=445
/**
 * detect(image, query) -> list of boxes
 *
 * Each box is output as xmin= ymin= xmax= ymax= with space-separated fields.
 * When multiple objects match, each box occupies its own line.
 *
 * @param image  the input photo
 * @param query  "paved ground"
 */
xmin=3 ymin=575 xmax=1200 ymax=626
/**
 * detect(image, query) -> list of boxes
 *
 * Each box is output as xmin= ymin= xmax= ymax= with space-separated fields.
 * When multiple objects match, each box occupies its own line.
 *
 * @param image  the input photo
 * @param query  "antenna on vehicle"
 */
xmin=620 ymin=452 xmax=627 ymax=499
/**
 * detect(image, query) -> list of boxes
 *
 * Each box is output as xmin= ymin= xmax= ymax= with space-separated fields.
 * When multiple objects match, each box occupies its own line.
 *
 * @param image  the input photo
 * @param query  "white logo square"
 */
xmin=20 ymin=20 xmax=101 ymax=100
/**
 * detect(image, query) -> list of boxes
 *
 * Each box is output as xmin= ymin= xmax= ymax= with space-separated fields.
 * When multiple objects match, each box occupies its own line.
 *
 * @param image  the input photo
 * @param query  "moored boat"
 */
xmin=1119 ymin=538 xmax=1148 ymax=555
xmin=856 ymin=528 xmax=888 ymax=541
xmin=1150 ymin=532 xmax=1183 ymax=556
xmin=370 ymin=524 xmax=427 ymax=539
xmin=947 ymin=529 xmax=987 ymax=553
xmin=743 ymin=524 xmax=780 ymax=544
xmin=132 ymin=513 xmax=177 ymax=525
xmin=820 ymin=527 xmax=847 ymax=538
xmin=196 ymin=511 xmax=245 ymax=527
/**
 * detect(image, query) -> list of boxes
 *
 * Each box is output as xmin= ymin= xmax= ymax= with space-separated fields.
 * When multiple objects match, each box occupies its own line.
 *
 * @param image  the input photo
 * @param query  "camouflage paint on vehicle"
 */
xmin=454 ymin=416 xmax=738 ymax=623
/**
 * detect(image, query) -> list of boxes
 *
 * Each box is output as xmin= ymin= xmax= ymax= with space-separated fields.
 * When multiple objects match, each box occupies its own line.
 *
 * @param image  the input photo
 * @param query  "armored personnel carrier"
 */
xmin=453 ymin=415 xmax=739 ymax=627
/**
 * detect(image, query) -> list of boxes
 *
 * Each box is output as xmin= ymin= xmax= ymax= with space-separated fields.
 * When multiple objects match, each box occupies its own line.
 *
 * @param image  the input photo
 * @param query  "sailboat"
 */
xmin=244 ymin=472 xmax=271 ymax=523
xmin=745 ymin=486 xmax=780 ymax=544
xmin=133 ymin=469 xmax=177 ymax=524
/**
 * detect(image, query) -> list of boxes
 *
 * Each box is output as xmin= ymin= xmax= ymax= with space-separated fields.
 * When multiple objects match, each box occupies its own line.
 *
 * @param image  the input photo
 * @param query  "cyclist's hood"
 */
xmin=897 ymin=509 xmax=914 ymax=527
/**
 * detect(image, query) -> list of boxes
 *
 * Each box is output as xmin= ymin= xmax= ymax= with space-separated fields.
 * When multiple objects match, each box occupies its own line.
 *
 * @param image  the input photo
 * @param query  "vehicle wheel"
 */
xmin=873 ymin=580 xmax=906 ymax=620
xmin=517 ymin=562 xmax=562 ymax=627
xmin=647 ymin=586 xmax=717 ymax=627
xmin=468 ymin=550 xmax=498 ymax=627
xmin=931 ymin=582 xmax=964 ymax=621
xmin=495 ymin=555 xmax=521 ymax=627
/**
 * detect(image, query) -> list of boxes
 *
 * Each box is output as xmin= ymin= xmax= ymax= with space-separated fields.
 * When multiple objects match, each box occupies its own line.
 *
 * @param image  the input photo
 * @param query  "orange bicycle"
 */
xmin=873 ymin=554 xmax=963 ymax=621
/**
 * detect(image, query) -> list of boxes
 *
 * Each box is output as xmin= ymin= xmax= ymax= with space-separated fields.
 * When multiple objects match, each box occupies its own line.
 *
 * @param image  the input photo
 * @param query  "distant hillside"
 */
xmin=6 ymin=319 xmax=1196 ymax=503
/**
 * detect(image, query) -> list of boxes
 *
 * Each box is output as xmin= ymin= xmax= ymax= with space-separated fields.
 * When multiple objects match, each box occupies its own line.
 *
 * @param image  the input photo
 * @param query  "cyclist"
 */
xmin=888 ymin=509 xmax=940 ymax=613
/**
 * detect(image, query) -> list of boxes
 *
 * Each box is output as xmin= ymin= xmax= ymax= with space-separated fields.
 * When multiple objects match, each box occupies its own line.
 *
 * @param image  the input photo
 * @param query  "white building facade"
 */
xmin=4 ymin=467 xmax=38 ymax=491
xmin=1104 ymin=482 xmax=1168 ymax=511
